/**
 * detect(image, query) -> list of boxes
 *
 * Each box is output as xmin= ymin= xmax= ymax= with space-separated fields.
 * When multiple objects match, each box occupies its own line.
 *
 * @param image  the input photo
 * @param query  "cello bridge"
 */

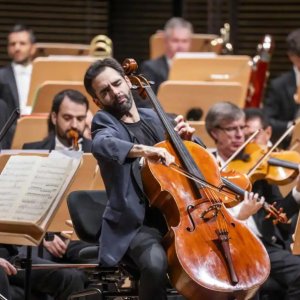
xmin=200 ymin=203 xmax=222 ymax=221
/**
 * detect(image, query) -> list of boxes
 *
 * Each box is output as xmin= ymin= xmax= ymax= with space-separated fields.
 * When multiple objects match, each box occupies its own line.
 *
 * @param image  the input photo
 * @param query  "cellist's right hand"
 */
xmin=128 ymin=144 xmax=175 ymax=166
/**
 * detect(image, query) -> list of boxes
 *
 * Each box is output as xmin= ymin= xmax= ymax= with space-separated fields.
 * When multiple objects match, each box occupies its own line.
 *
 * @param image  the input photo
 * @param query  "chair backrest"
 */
xmin=11 ymin=114 xmax=48 ymax=149
xmin=32 ymin=80 xmax=99 ymax=114
xmin=67 ymin=190 xmax=107 ymax=243
xmin=168 ymin=55 xmax=251 ymax=102
xmin=35 ymin=42 xmax=90 ymax=57
xmin=27 ymin=56 xmax=96 ymax=106
xmin=150 ymin=32 xmax=218 ymax=59
xmin=157 ymin=81 xmax=244 ymax=120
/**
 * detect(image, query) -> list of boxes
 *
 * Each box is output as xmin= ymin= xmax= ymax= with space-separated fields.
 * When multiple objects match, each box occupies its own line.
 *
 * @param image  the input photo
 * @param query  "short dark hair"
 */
xmin=48 ymin=89 xmax=89 ymax=132
xmin=244 ymin=108 xmax=269 ymax=129
xmin=84 ymin=58 xmax=125 ymax=99
xmin=287 ymin=28 xmax=300 ymax=56
xmin=8 ymin=24 xmax=36 ymax=44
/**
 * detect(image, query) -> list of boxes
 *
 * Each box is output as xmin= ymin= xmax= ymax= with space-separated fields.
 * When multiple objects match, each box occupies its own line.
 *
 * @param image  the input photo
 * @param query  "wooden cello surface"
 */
xmin=142 ymin=141 xmax=270 ymax=300
xmin=123 ymin=58 xmax=270 ymax=300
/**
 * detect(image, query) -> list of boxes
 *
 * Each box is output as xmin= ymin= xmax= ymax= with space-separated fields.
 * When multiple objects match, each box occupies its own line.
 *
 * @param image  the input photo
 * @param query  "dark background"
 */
xmin=0 ymin=0 xmax=299 ymax=79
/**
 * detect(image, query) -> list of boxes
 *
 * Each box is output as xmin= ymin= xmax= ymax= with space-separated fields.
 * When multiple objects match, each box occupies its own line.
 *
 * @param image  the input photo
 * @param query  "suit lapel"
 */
xmin=161 ymin=56 xmax=169 ymax=80
xmin=6 ymin=64 xmax=19 ymax=109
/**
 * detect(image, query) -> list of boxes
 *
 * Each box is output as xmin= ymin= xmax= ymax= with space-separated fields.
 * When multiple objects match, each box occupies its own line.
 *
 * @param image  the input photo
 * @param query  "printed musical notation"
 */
xmin=0 ymin=152 xmax=81 ymax=224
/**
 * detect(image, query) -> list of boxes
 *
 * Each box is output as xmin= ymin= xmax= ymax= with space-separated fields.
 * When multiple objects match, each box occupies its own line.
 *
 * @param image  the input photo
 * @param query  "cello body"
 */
xmin=142 ymin=141 xmax=270 ymax=300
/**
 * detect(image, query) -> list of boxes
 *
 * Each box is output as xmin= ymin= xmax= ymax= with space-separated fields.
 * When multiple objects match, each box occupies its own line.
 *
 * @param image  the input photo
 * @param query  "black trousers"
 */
xmin=264 ymin=242 xmax=300 ymax=300
xmin=125 ymin=226 xmax=168 ymax=300
xmin=5 ymin=256 xmax=85 ymax=300
xmin=0 ymin=267 xmax=10 ymax=299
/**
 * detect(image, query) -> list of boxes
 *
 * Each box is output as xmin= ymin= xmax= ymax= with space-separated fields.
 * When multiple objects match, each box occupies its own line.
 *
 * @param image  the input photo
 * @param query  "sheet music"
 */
xmin=0 ymin=152 xmax=81 ymax=223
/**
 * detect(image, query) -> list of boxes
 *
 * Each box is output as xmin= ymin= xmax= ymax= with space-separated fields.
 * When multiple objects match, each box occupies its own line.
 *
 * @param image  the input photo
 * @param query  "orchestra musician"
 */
xmin=263 ymin=28 xmax=300 ymax=148
xmin=84 ymin=57 xmax=190 ymax=300
xmin=19 ymin=90 xmax=95 ymax=288
xmin=23 ymin=89 xmax=92 ymax=152
xmin=139 ymin=17 xmax=193 ymax=95
xmin=205 ymin=102 xmax=300 ymax=300
xmin=83 ymin=57 xmax=261 ymax=299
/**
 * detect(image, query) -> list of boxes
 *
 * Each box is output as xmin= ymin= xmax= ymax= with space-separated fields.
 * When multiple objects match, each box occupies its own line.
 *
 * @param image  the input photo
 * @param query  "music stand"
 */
xmin=0 ymin=151 xmax=81 ymax=300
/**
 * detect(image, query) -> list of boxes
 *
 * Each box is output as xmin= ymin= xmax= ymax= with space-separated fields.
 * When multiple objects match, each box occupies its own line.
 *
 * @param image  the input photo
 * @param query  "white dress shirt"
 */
xmin=12 ymin=62 xmax=32 ymax=115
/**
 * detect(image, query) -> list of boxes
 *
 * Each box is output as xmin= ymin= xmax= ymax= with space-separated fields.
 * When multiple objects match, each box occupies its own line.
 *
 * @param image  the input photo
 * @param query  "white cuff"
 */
xmin=292 ymin=187 xmax=300 ymax=204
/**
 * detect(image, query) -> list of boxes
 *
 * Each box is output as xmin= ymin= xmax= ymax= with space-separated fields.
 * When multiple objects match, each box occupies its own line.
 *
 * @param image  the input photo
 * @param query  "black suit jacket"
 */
xmin=91 ymin=108 xmax=166 ymax=266
xmin=139 ymin=55 xmax=169 ymax=95
xmin=0 ymin=64 xmax=19 ymax=115
xmin=263 ymin=69 xmax=300 ymax=144
xmin=22 ymin=133 xmax=92 ymax=152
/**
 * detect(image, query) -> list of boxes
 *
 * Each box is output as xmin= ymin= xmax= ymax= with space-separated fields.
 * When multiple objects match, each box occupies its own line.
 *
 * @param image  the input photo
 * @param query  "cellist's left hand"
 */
xmin=174 ymin=115 xmax=195 ymax=141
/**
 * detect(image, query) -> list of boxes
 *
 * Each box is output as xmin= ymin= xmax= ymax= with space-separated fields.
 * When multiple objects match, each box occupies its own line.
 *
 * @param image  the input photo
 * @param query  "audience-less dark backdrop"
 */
xmin=0 ymin=0 xmax=300 ymax=79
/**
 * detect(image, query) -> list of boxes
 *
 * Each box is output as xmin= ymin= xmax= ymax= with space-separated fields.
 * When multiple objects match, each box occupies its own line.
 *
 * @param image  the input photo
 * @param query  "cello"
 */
xmin=123 ymin=59 xmax=270 ymax=300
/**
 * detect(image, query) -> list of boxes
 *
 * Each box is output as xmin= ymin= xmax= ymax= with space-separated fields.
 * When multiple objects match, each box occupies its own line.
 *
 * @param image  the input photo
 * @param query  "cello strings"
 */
xmin=168 ymin=163 xmax=233 ymax=229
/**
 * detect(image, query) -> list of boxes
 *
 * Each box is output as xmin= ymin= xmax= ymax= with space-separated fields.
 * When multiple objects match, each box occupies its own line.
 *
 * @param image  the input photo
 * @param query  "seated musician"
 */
xmin=0 ymin=243 xmax=85 ymax=299
xmin=83 ymin=57 xmax=195 ymax=299
xmin=205 ymin=102 xmax=300 ymax=300
xmin=83 ymin=57 xmax=259 ymax=299
xmin=21 ymin=90 xmax=94 ymax=267
xmin=23 ymin=89 xmax=92 ymax=151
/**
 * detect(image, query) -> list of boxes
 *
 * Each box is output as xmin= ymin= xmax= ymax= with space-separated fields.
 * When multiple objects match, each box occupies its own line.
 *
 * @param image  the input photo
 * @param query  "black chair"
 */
xmin=67 ymin=190 xmax=139 ymax=300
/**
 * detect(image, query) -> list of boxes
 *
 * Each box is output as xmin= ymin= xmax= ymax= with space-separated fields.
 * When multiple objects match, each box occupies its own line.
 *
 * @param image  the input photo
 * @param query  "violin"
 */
xmin=123 ymin=58 xmax=270 ymax=299
xmin=66 ymin=129 xmax=79 ymax=151
xmin=221 ymin=169 xmax=287 ymax=224
xmin=227 ymin=143 xmax=300 ymax=186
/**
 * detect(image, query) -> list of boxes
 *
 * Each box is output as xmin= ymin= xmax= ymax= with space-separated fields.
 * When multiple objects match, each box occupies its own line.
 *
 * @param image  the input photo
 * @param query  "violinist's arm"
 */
xmin=174 ymin=115 xmax=195 ymax=140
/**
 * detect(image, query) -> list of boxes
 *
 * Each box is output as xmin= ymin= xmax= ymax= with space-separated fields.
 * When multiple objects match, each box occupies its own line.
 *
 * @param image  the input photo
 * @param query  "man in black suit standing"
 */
xmin=139 ymin=17 xmax=193 ymax=95
xmin=205 ymin=102 xmax=300 ymax=300
xmin=263 ymin=28 xmax=300 ymax=147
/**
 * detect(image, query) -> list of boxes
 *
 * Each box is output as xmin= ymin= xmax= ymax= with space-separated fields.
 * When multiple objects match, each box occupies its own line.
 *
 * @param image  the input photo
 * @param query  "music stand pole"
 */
xmin=24 ymin=246 xmax=32 ymax=300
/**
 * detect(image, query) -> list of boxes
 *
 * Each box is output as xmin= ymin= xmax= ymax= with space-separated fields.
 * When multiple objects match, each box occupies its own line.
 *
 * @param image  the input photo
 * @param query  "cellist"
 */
xmin=83 ymin=58 xmax=262 ymax=300
xmin=205 ymin=102 xmax=300 ymax=300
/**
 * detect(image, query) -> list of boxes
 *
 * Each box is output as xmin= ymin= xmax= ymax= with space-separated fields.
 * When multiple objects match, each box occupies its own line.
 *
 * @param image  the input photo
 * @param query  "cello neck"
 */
xmin=144 ymin=85 xmax=204 ymax=196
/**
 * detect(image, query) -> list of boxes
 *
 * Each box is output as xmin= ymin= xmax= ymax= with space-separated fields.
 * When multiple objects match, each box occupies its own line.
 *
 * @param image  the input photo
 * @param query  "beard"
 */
xmin=103 ymin=92 xmax=133 ymax=119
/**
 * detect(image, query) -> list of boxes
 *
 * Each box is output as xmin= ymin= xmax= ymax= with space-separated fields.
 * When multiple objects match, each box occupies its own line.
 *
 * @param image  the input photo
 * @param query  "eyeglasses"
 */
xmin=216 ymin=125 xmax=247 ymax=133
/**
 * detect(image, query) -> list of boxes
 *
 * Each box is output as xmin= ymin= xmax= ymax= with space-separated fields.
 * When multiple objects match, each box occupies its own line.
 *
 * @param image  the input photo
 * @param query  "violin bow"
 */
xmin=220 ymin=129 xmax=260 ymax=171
xmin=247 ymin=123 xmax=295 ymax=178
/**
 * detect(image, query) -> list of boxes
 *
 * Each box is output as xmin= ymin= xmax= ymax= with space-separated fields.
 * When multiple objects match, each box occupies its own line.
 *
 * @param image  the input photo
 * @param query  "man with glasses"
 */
xmin=205 ymin=102 xmax=300 ymax=300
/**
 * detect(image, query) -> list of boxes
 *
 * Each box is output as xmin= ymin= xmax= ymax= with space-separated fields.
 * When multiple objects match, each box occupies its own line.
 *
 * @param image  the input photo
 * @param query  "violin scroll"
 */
xmin=264 ymin=202 xmax=288 ymax=224
xmin=66 ymin=129 xmax=79 ymax=151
